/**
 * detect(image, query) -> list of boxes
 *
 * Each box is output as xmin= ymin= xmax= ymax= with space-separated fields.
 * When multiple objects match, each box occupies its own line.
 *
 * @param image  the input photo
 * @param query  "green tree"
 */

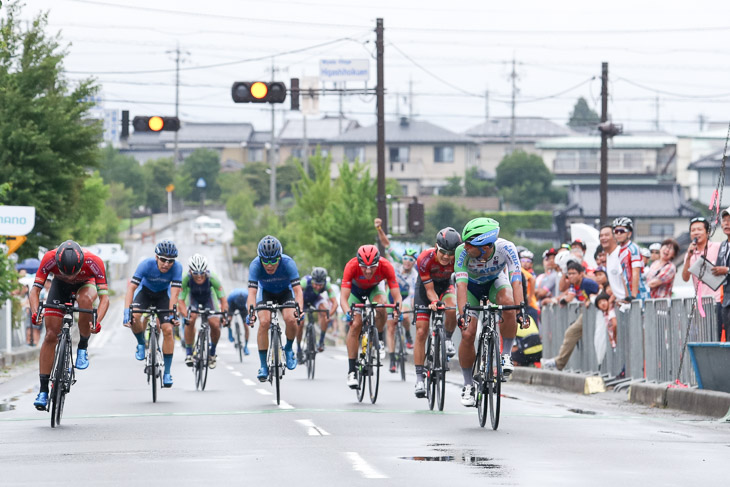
xmin=0 ymin=3 xmax=102 ymax=257
xmin=496 ymin=151 xmax=565 ymax=210
xmin=143 ymin=157 xmax=174 ymax=212
xmin=98 ymin=145 xmax=146 ymax=201
xmin=177 ymin=149 xmax=221 ymax=202
xmin=241 ymin=161 xmax=270 ymax=205
xmin=464 ymin=167 xmax=497 ymax=196
xmin=107 ymin=182 xmax=135 ymax=219
xmin=568 ymin=97 xmax=600 ymax=130
xmin=440 ymin=176 xmax=463 ymax=196
xmin=69 ymin=172 xmax=119 ymax=244
xmin=0 ymin=183 xmax=21 ymax=301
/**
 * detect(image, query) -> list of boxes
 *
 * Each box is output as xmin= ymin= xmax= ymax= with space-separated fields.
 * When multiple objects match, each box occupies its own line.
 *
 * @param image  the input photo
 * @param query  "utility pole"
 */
xmin=655 ymin=95 xmax=660 ymax=130
xmin=409 ymin=77 xmax=413 ymax=120
xmin=509 ymin=56 xmax=517 ymax=153
xmin=485 ymin=89 xmax=489 ymax=122
xmin=166 ymin=43 xmax=188 ymax=165
xmin=302 ymin=113 xmax=309 ymax=176
xmin=376 ymin=18 xmax=387 ymax=243
xmin=270 ymin=58 xmax=278 ymax=211
xmin=339 ymin=82 xmax=344 ymax=134
xmin=600 ymin=62 xmax=609 ymax=226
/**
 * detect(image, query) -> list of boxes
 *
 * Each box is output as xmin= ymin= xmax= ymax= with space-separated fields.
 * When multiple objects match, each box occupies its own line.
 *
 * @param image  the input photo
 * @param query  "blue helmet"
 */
xmin=154 ymin=240 xmax=178 ymax=258
xmin=257 ymin=235 xmax=282 ymax=260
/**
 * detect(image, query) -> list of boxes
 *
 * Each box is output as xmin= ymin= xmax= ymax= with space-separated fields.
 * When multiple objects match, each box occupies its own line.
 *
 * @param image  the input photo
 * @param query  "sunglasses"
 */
xmin=158 ymin=257 xmax=175 ymax=264
xmin=261 ymin=257 xmax=280 ymax=266
xmin=191 ymin=271 xmax=206 ymax=276
xmin=690 ymin=217 xmax=707 ymax=224
xmin=436 ymin=246 xmax=455 ymax=256
xmin=359 ymin=263 xmax=379 ymax=269
xmin=402 ymin=256 xmax=416 ymax=262
xmin=613 ymin=229 xmax=628 ymax=235
xmin=465 ymin=240 xmax=494 ymax=248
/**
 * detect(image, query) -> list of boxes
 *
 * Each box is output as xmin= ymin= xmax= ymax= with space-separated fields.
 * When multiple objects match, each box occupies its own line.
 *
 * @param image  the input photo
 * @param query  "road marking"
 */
xmin=255 ymin=388 xmax=272 ymax=396
xmin=344 ymin=452 xmax=386 ymax=479
xmin=242 ymin=379 xmax=255 ymax=386
xmin=226 ymin=365 xmax=234 ymax=370
xmin=231 ymin=371 xmax=242 ymax=377
xmin=296 ymin=419 xmax=329 ymax=435
xmin=277 ymin=400 xmax=295 ymax=410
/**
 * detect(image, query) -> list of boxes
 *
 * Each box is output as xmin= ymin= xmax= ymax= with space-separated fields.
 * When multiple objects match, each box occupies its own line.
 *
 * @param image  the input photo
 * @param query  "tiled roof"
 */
xmin=248 ymin=131 xmax=272 ymax=144
xmin=465 ymin=117 xmax=573 ymax=140
xmin=278 ymin=117 xmax=359 ymax=141
xmin=536 ymin=135 xmax=677 ymax=150
xmin=328 ymin=119 xmax=474 ymax=144
xmin=688 ymin=149 xmax=725 ymax=170
xmin=158 ymin=123 xmax=253 ymax=143
xmin=564 ymin=183 xmax=699 ymax=218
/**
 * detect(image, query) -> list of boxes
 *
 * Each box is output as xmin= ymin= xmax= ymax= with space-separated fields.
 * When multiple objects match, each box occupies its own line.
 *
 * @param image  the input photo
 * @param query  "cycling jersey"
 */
xmin=248 ymin=254 xmax=300 ymax=294
xmin=618 ymin=240 xmax=647 ymax=299
xmin=34 ymin=249 xmax=109 ymax=294
xmin=301 ymin=275 xmax=333 ymax=304
xmin=341 ymin=257 xmax=399 ymax=291
xmin=180 ymin=271 xmax=225 ymax=302
xmin=227 ymin=288 xmax=249 ymax=315
xmin=454 ymin=239 xmax=521 ymax=285
xmin=416 ymin=247 xmax=454 ymax=285
xmin=131 ymin=257 xmax=183 ymax=293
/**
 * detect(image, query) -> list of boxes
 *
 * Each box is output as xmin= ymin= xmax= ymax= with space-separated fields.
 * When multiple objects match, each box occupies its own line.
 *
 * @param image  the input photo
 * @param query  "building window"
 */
xmin=344 ymin=146 xmax=365 ymax=162
xmin=249 ymin=148 xmax=264 ymax=162
xmin=434 ymin=146 xmax=454 ymax=163
xmin=649 ymin=223 xmax=674 ymax=237
xmin=389 ymin=146 xmax=409 ymax=163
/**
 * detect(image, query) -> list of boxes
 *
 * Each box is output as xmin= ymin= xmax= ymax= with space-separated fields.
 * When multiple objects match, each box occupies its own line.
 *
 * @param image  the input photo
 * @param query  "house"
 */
xmin=327 ymin=117 xmax=477 ymax=196
xmin=679 ymin=128 xmax=730 ymax=203
xmin=687 ymin=149 xmax=729 ymax=206
xmin=277 ymin=116 xmax=359 ymax=162
xmin=464 ymin=117 xmax=573 ymax=178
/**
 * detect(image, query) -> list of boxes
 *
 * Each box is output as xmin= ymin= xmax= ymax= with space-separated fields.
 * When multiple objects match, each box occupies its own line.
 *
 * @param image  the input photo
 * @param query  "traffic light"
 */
xmin=290 ymin=78 xmax=299 ymax=111
xmin=231 ymin=81 xmax=287 ymax=103
xmin=132 ymin=116 xmax=180 ymax=132
xmin=408 ymin=201 xmax=425 ymax=234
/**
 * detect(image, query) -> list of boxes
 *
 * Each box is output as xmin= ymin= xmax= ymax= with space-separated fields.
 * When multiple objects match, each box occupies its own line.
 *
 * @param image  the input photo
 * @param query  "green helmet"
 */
xmin=403 ymin=248 xmax=418 ymax=258
xmin=462 ymin=217 xmax=500 ymax=246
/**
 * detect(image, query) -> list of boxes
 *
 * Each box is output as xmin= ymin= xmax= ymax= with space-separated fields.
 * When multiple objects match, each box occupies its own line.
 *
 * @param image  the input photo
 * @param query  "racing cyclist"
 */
xmin=177 ymin=254 xmax=228 ymax=370
xmin=226 ymin=288 xmax=250 ymax=355
xmin=296 ymin=267 xmax=338 ymax=362
xmin=245 ymin=236 xmax=304 ymax=381
xmin=455 ymin=218 xmax=526 ymax=407
xmin=412 ymin=227 xmax=461 ymax=398
xmin=30 ymin=241 xmax=109 ymax=410
xmin=123 ymin=240 xmax=182 ymax=388
xmin=340 ymin=244 xmax=402 ymax=389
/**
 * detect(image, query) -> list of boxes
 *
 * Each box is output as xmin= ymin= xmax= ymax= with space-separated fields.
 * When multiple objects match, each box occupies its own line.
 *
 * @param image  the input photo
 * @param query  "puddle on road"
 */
xmin=568 ymin=408 xmax=598 ymax=415
xmin=401 ymin=449 xmax=503 ymax=476
xmin=0 ymin=402 xmax=16 ymax=412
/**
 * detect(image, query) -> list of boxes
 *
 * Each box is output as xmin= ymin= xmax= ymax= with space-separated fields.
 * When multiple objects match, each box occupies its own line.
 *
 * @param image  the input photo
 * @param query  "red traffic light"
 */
xmin=231 ymin=81 xmax=287 ymax=104
xmin=132 ymin=116 xmax=180 ymax=132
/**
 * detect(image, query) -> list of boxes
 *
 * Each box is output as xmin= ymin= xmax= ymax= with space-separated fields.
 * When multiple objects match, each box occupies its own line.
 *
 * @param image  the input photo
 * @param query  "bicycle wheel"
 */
xmin=425 ymin=332 xmax=436 ymax=410
xmin=487 ymin=333 xmax=502 ymax=430
xmin=396 ymin=325 xmax=406 ymax=382
xmin=436 ymin=327 xmax=447 ymax=412
xmin=306 ymin=324 xmax=316 ymax=380
xmin=235 ymin=320 xmax=244 ymax=363
xmin=200 ymin=329 xmax=210 ymax=391
xmin=270 ymin=328 xmax=281 ymax=405
xmin=148 ymin=327 xmax=157 ymax=403
xmin=53 ymin=334 xmax=72 ymax=428
xmin=368 ymin=327 xmax=381 ymax=404
xmin=356 ymin=328 xmax=367 ymax=403
xmin=474 ymin=333 xmax=488 ymax=428
xmin=49 ymin=335 xmax=66 ymax=428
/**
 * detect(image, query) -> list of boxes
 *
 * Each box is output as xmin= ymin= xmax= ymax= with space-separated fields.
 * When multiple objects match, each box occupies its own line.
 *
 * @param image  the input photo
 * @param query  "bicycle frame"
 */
xmin=131 ymin=306 xmax=175 ymax=400
xmin=253 ymin=301 xmax=299 ymax=405
xmin=188 ymin=305 xmax=226 ymax=391
xmin=352 ymin=301 xmax=398 ymax=404
xmin=303 ymin=307 xmax=329 ymax=380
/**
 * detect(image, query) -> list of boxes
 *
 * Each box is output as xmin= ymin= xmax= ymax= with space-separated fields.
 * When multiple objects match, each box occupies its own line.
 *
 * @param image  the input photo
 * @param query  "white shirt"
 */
xmin=606 ymin=246 xmax=626 ymax=300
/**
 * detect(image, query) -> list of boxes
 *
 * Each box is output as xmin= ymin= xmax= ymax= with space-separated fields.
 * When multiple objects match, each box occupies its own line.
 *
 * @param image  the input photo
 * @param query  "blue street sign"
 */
xmin=196 ymin=178 xmax=207 ymax=188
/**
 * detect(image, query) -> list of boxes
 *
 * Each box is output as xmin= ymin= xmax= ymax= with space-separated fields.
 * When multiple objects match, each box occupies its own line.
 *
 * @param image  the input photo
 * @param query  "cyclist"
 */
xmin=454 ymin=218 xmax=526 ymax=407
xmin=341 ymin=244 xmax=402 ymax=389
xmin=245 ymin=236 xmax=304 ymax=382
xmin=29 ymin=241 xmax=109 ymax=410
xmin=296 ymin=267 xmax=338 ymax=361
xmin=123 ymin=240 xmax=182 ymax=388
xmin=226 ymin=288 xmax=250 ymax=355
xmin=177 ymin=254 xmax=228 ymax=370
xmin=412 ymin=227 xmax=461 ymax=398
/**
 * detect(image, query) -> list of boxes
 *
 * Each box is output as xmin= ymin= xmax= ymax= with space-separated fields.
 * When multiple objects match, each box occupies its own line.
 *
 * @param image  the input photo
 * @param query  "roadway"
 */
xmin=0 ymin=213 xmax=727 ymax=485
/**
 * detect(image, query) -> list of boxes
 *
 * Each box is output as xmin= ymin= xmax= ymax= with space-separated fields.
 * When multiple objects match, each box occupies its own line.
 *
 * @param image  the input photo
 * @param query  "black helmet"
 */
xmin=436 ymin=227 xmax=461 ymax=252
xmin=311 ymin=267 xmax=328 ymax=285
xmin=55 ymin=240 xmax=84 ymax=276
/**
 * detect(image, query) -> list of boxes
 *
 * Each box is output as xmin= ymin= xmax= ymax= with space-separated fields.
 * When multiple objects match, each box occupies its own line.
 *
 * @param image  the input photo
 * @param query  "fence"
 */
xmin=0 ymin=298 xmax=31 ymax=354
xmin=540 ymin=297 xmax=717 ymax=387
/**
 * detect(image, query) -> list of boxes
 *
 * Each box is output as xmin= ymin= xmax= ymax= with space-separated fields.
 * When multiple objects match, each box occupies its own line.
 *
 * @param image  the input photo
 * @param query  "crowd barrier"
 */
xmin=540 ymin=296 xmax=716 ymax=387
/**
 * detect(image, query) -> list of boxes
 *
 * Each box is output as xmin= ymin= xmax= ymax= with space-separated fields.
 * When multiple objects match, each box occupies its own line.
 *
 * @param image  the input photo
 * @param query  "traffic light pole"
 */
xmin=600 ymin=62 xmax=608 ymax=226
xmin=376 ymin=18 xmax=387 ymax=246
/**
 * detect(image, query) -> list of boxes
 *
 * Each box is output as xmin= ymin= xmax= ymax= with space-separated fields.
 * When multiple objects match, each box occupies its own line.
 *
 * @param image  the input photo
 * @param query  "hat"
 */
xmin=722 ymin=207 xmax=730 ymax=218
xmin=649 ymin=243 xmax=661 ymax=252
xmin=594 ymin=266 xmax=607 ymax=274
xmin=571 ymin=239 xmax=587 ymax=251
xmin=640 ymin=248 xmax=651 ymax=258
xmin=560 ymin=243 xmax=571 ymax=251
xmin=542 ymin=248 xmax=558 ymax=259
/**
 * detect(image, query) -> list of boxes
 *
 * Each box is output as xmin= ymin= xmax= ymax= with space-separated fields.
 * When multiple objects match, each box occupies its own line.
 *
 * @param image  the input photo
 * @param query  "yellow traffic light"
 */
xmin=148 ymin=116 xmax=164 ymax=132
xmin=250 ymin=82 xmax=268 ymax=100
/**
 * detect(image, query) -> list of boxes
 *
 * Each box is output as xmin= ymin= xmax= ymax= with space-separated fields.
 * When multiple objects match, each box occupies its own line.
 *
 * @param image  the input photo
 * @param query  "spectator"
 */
xmin=555 ymin=246 xmax=580 ymax=294
xmin=681 ymin=216 xmax=722 ymax=318
xmin=649 ymin=243 xmax=661 ymax=264
xmin=571 ymin=239 xmax=594 ymax=275
xmin=519 ymin=249 xmax=539 ymax=324
xmin=712 ymin=208 xmax=730 ymax=342
xmin=594 ymin=245 xmax=606 ymax=268
xmin=594 ymin=293 xmax=618 ymax=363
xmin=640 ymin=247 xmax=651 ymax=267
xmin=540 ymin=261 xmax=600 ymax=370
xmin=535 ymin=248 xmax=559 ymax=308
xmin=600 ymin=224 xmax=626 ymax=305
xmin=645 ymin=238 xmax=679 ymax=299
xmin=612 ymin=217 xmax=648 ymax=300
xmin=593 ymin=266 xmax=612 ymax=297
xmin=511 ymin=315 xmax=542 ymax=366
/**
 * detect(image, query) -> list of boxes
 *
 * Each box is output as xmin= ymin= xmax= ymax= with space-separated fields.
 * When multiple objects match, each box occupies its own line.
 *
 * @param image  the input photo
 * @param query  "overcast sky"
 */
xmin=16 ymin=0 xmax=730 ymax=136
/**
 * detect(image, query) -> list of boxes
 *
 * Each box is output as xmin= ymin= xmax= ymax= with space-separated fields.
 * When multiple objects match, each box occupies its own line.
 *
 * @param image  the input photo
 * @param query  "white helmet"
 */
xmin=555 ymin=250 xmax=580 ymax=273
xmin=188 ymin=253 xmax=208 ymax=274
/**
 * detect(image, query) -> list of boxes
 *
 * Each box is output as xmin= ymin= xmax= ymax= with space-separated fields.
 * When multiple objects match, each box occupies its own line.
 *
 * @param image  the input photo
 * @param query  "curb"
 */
xmin=0 ymin=347 xmax=41 ymax=369
xmin=629 ymin=382 xmax=730 ymax=418
xmin=511 ymin=367 xmax=606 ymax=395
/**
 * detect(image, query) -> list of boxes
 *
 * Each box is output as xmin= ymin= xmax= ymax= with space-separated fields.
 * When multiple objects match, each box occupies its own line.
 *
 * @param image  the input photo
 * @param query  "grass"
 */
xmin=117 ymin=216 xmax=149 ymax=234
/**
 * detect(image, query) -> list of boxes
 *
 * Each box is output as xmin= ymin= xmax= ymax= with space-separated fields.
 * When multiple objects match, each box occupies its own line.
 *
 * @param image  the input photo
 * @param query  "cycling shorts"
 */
xmin=465 ymin=272 xmax=511 ymax=319
xmin=44 ymin=279 xmax=96 ymax=319
xmin=347 ymin=284 xmax=386 ymax=314
xmin=257 ymin=288 xmax=295 ymax=306
xmin=414 ymin=278 xmax=455 ymax=322
xmin=132 ymin=286 xmax=172 ymax=323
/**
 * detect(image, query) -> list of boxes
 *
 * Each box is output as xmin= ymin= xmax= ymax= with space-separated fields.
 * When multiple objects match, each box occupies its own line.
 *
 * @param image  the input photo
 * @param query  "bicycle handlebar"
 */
xmin=40 ymin=302 xmax=96 ymax=316
xmin=303 ymin=307 xmax=330 ymax=319
xmin=463 ymin=302 xmax=525 ymax=313
xmin=130 ymin=306 xmax=177 ymax=315
xmin=414 ymin=304 xmax=457 ymax=311
xmin=352 ymin=303 xmax=398 ymax=309
xmin=252 ymin=302 xmax=299 ymax=312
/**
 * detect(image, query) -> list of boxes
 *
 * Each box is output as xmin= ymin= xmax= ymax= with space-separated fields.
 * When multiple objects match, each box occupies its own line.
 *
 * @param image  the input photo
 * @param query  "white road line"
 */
xmin=277 ymin=400 xmax=295 ymax=410
xmin=255 ymin=388 xmax=272 ymax=396
xmin=295 ymin=419 xmax=329 ymax=435
xmin=242 ymin=379 xmax=255 ymax=386
xmin=344 ymin=452 xmax=386 ymax=479
xmin=231 ymin=371 xmax=242 ymax=377
xmin=226 ymin=365 xmax=234 ymax=370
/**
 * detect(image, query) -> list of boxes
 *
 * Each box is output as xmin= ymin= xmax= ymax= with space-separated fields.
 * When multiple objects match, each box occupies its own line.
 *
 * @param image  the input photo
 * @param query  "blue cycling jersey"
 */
xmin=227 ymin=288 xmax=249 ymax=312
xmin=248 ymin=254 xmax=300 ymax=294
xmin=131 ymin=257 xmax=183 ymax=294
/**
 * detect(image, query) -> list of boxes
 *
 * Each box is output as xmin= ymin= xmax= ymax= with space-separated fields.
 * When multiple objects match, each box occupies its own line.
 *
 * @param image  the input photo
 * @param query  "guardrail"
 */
xmin=540 ymin=296 xmax=716 ymax=387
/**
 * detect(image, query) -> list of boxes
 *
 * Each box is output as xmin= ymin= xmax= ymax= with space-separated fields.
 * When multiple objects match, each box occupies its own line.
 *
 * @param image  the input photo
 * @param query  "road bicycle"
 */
xmin=188 ymin=305 xmax=226 ymax=391
xmin=39 ymin=300 xmax=97 ymax=427
xmin=302 ymin=307 xmax=329 ymax=380
xmin=415 ymin=303 xmax=456 ymax=411
xmin=231 ymin=309 xmax=246 ymax=363
xmin=131 ymin=306 xmax=175 ymax=403
xmin=391 ymin=311 xmax=408 ymax=382
xmin=352 ymin=301 xmax=397 ymax=404
xmin=464 ymin=300 xmax=524 ymax=430
xmin=252 ymin=301 xmax=299 ymax=405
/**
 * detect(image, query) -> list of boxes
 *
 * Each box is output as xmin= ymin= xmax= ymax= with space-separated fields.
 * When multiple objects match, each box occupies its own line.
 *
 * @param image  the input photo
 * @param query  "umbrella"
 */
xmin=15 ymin=258 xmax=40 ymax=273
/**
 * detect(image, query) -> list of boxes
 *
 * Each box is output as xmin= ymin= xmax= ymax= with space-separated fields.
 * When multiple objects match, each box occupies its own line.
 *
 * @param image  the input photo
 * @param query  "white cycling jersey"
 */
xmin=454 ymin=238 xmax=522 ymax=285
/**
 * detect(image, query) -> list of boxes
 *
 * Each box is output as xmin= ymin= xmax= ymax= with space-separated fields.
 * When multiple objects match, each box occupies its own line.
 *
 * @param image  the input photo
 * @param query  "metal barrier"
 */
xmin=540 ymin=296 xmax=717 ymax=386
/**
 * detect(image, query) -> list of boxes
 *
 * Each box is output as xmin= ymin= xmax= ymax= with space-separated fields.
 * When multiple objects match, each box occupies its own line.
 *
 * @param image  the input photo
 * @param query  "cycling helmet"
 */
xmin=311 ymin=267 xmax=328 ymax=284
xmin=519 ymin=249 xmax=534 ymax=261
xmin=462 ymin=217 xmax=500 ymax=246
xmin=357 ymin=244 xmax=380 ymax=267
xmin=403 ymin=248 xmax=418 ymax=259
xmin=55 ymin=240 xmax=84 ymax=276
xmin=257 ymin=235 xmax=282 ymax=260
xmin=611 ymin=217 xmax=633 ymax=231
xmin=435 ymin=227 xmax=461 ymax=251
xmin=188 ymin=254 xmax=208 ymax=274
xmin=155 ymin=240 xmax=178 ymax=258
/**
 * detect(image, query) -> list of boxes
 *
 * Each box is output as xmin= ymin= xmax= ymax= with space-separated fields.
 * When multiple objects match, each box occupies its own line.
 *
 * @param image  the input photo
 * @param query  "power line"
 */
xmin=616 ymin=77 xmax=730 ymax=99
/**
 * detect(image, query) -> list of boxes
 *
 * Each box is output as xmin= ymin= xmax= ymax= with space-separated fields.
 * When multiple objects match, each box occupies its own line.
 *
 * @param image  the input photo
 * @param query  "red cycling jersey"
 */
xmin=341 ymin=257 xmax=399 ymax=291
xmin=34 ymin=249 xmax=109 ymax=293
xmin=416 ymin=248 xmax=454 ymax=285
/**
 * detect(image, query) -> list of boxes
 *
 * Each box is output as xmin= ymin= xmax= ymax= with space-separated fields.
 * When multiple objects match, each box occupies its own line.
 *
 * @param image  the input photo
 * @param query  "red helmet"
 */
xmin=55 ymin=240 xmax=84 ymax=276
xmin=357 ymin=244 xmax=380 ymax=267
